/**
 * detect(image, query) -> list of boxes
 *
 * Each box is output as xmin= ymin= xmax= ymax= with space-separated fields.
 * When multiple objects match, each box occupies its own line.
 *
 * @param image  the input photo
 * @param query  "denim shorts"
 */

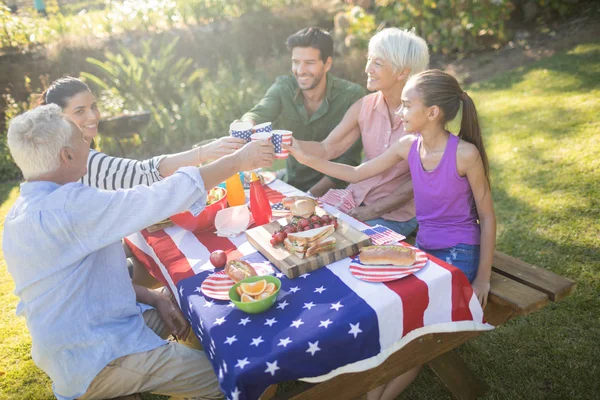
xmin=366 ymin=217 xmax=418 ymax=237
xmin=417 ymin=243 xmax=480 ymax=282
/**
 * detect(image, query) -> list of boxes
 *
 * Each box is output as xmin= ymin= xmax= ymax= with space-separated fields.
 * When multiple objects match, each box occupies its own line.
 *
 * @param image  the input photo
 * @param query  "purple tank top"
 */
xmin=408 ymin=133 xmax=480 ymax=249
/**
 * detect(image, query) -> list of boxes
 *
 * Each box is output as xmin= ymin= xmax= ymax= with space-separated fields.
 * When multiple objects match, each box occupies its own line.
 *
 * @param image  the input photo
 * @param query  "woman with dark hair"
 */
xmin=39 ymin=76 xmax=246 ymax=190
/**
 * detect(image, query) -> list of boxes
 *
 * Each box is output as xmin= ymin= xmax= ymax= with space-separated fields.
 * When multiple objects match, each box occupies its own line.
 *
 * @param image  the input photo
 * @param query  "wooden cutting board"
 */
xmin=246 ymin=209 xmax=373 ymax=279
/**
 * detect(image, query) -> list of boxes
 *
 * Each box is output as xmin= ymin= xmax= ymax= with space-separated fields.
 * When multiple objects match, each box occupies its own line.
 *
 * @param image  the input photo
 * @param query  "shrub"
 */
xmin=342 ymin=0 xmax=515 ymax=55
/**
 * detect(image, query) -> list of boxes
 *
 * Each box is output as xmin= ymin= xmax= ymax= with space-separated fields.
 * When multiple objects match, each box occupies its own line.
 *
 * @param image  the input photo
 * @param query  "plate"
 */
xmin=243 ymin=171 xmax=276 ymax=189
xmin=349 ymin=246 xmax=428 ymax=283
xmin=200 ymin=262 xmax=275 ymax=300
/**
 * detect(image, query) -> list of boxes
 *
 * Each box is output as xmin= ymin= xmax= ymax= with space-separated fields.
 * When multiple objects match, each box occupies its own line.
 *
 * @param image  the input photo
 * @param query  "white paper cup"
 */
xmin=230 ymin=121 xmax=253 ymax=143
xmin=250 ymin=132 xmax=273 ymax=141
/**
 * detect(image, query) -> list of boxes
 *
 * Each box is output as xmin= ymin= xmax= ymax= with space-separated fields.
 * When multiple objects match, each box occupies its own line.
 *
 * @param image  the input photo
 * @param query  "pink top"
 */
xmin=347 ymin=91 xmax=415 ymax=222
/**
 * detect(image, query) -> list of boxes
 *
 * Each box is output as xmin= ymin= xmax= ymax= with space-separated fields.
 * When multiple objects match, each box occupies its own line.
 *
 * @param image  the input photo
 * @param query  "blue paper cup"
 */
xmin=230 ymin=121 xmax=253 ymax=143
xmin=252 ymin=122 xmax=272 ymax=134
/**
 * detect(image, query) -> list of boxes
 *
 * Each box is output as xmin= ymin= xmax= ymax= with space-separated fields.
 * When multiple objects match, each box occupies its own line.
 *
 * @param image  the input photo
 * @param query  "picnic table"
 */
xmin=125 ymin=179 xmax=575 ymax=400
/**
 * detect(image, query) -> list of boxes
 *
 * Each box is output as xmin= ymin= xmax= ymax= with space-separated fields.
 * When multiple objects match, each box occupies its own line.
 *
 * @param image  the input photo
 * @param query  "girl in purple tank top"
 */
xmin=288 ymin=69 xmax=496 ymax=308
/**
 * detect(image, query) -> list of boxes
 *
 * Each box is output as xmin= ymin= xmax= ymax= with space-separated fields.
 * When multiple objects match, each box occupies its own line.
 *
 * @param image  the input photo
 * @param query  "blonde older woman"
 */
xmin=287 ymin=28 xmax=429 ymax=237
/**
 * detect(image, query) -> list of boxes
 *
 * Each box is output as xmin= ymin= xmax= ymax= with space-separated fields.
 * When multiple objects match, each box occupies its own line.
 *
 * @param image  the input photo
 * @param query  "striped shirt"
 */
xmin=79 ymin=150 xmax=166 ymax=190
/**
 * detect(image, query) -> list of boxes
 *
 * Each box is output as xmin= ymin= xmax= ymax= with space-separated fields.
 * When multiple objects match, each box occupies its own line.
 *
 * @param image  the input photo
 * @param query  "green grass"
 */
xmin=1 ymin=43 xmax=599 ymax=399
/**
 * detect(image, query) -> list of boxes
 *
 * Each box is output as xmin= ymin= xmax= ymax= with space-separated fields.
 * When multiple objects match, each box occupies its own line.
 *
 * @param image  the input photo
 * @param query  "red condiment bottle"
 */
xmin=249 ymin=172 xmax=272 ymax=226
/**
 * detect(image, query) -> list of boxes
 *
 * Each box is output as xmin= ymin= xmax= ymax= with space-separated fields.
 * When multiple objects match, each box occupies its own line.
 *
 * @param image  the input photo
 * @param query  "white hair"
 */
xmin=7 ymin=104 xmax=75 ymax=180
xmin=368 ymin=28 xmax=430 ymax=77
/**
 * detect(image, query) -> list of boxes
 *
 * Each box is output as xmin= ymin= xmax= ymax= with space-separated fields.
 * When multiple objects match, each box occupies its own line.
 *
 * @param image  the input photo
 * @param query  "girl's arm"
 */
xmin=461 ymin=143 xmax=496 ymax=308
xmin=289 ymin=135 xmax=415 ymax=184
xmin=293 ymin=99 xmax=363 ymax=161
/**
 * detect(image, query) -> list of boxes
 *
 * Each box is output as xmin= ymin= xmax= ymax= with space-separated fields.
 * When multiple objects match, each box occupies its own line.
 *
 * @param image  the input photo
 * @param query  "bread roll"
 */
xmin=359 ymin=245 xmax=417 ymax=266
xmin=225 ymin=260 xmax=257 ymax=282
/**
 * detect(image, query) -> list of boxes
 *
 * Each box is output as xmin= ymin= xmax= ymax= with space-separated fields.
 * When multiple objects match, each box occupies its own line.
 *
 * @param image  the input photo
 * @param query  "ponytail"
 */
xmin=411 ymin=69 xmax=490 ymax=186
xmin=459 ymin=92 xmax=490 ymax=185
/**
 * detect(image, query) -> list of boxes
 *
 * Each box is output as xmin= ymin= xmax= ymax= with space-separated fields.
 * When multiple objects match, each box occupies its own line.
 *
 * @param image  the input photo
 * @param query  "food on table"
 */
xmin=286 ymin=198 xmax=318 ymax=218
xmin=282 ymin=225 xmax=336 ymax=259
xmin=305 ymin=236 xmax=337 ymax=257
xmin=359 ymin=245 xmax=417 ymax=266
xmin=237 ymin=278 xmax=277 ymax=301
xmin=225 ymin=260 xmax=257 ymax=282
xmin=209 ymin=250 xmax=227 ymax=269
xmin=206 ymin=187 xmax=225 ymax=206
xmin=269 ymin=214 xmax=339 ymax=247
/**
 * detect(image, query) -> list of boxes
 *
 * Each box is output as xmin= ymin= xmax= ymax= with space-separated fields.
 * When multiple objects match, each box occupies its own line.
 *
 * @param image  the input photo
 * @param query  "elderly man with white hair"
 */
xmin=287 ymin=28 xmax=429 ymax=238
xmin=2 ymin=104 xmax=274 ymax=400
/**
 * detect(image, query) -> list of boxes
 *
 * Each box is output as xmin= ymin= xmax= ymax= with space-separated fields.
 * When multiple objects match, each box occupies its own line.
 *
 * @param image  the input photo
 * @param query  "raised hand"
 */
xmin=238 ymin=140 xmax=275 ymax=171
xmin=199 ymin=136 xmax=246 ymax=162
xmin=283 ymin=138 xmax=308 ymax=164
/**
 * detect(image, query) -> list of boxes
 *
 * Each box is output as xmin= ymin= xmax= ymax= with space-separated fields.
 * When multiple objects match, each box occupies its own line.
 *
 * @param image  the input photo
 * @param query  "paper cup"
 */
xmin=252 ymin=122 xmax=272 ymax=134
xmin=250 ymin=132 xmax=273 ymax=142
xmin=271 ymin=130 xmax=293 ymax=159
xmin=230 ymin=121 xmax=253 ymax=143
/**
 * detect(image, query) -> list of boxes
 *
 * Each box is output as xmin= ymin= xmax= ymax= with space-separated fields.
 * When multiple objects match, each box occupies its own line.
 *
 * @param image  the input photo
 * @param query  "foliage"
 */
xmin=343 ymin=0 xmax=514 ymax=55
xmin=1 ymin=42 xmax=600 ymax=399
xmin=528 ymin=0 xmax=581 ymax=19
xmin=81 ymin=37 xmax=271 ymax=157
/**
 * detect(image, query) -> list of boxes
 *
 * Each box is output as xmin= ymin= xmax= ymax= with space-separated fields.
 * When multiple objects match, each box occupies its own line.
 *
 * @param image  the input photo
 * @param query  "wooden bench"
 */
xmin=263 ymin=250 xmax=575 ymax=400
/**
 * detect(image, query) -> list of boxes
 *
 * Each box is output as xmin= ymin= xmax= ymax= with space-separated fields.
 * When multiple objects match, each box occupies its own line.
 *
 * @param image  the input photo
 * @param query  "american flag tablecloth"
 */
xmin=125 ymin=179 xmax=493 ymax=400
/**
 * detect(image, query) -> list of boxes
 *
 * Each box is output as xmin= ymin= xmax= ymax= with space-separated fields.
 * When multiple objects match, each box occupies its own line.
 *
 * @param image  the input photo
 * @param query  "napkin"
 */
xmin=319 ymin=188 xmax=356 ymax=213
xmin=214 ymin=205 xmax=251 ymax=237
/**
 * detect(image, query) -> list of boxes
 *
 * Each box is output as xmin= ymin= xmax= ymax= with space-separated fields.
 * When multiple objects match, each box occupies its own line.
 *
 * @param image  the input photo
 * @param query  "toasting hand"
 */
xmin=237 ymin=140 xmax=275 ymax=171
xmin=283 ymin=138 xmax=308 ymax=164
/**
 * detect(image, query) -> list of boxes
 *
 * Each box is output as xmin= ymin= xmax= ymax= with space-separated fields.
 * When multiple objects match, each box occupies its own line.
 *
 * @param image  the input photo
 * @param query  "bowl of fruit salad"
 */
xmin=170 ymin=187 xmax=227 ymax=232
xmin=229 ymin=276 xmax=281 ymax=314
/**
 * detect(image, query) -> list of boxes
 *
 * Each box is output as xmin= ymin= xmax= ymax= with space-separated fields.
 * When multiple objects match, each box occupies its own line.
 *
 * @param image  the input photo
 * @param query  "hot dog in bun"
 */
xmin=359 ymin=245 xmax=417 ymax=266
xmin=225 ymin=260 xmax=257 ymax=282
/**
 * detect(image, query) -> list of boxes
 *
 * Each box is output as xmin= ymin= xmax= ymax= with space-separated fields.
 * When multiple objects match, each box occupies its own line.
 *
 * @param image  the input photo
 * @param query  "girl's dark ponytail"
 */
xmin=459 ymin=92 xmax=490 ymax=185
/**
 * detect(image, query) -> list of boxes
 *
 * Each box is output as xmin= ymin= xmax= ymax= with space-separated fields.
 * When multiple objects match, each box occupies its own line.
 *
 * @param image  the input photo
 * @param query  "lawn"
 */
xmin=0 ymin=42 xmax=599 ymax=399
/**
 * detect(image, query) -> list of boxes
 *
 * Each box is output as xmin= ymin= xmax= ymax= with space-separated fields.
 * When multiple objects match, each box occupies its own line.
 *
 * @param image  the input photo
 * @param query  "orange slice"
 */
xmin=236 ymin=286 xmax=244 ymax=297
xmin=241 ymin=293 xmax=256 ymax=303
xmin=256 ymin=291 xmax=274 ymax=300
xmin=263 ymin=283 xmax=276 ymax=294
xmin=240 ymin=279 xmax=267 ymax=296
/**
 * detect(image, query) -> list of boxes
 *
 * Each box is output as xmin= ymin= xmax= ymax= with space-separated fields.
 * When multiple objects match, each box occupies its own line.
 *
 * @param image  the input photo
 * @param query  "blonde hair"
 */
xmin=368 ymin=28 xmax=429 ymax=76
xmin=7 ymin=104 xmax=75 ymax=180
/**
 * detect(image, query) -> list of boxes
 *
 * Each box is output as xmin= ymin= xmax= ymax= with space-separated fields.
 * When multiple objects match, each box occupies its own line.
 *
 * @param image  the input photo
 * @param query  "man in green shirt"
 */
xmin=241 ymin=27 xmax=365 ymax=196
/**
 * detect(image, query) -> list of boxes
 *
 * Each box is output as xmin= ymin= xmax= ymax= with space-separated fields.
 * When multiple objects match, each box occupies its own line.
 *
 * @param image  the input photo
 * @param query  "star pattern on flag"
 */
xmin=235 ymin=358 xmax=250 ymax=369
xmin=275 ymin=272 xmax=285 ymax=278
xmin=223 ymin=360 xmax=228 ymax=373
xmin=278 ymin=337 xmax=292 ymax=347
xmin=227 ymin=301 xmax=236 ymax=308
xmin=251 ymin=336 xmax=264 ymax=347
xmin=299 ymin=273 xmax=311 ymax=279
xmin=349 ymin=323 xmax=363 ymax=338
xmin=204 ymin=300 xmax=215 ymax=308
xmin=188 ymin=301 xmax=193 ymax=311
xmin=277 ymin=300 xmax=290 ymax=310
xmin=319 ymin=319 xmax=333 ymax=328
xmin=303 ymin=302 xmax=316 ymax=310
xmin=314 ymin=286 xmax=326 ymax=293
xmin=264 ymin=318 xmax=278 ymax=327
xmin=265 ymin=361 xmax=280 ymax=376
xmin=224 ymin=335 xmax=238 ymax=345
xmin=179 ymin=286 xmax=184 ymax=297
xmin=231 ymin=386 xmax=241 ymax=400
xmin=239 ymin=317 xmax=251 ymax=326
xmin=331 ymin=301 xmax=344 ymax=311
xmin=306 ymin=341 xmax=321 ymax=356
xmin=194 ymin=286 xmax=202 ymax=294
xmin=215 ymin=316 xmax=226 ymax=326
xmin=291 ymin=319 xmax=304 ymax=328
xmin=289 ymin=286 xmax=301 ymax=293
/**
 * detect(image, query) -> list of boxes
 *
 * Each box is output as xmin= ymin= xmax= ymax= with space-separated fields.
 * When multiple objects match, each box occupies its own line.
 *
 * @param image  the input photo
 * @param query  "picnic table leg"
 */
xmin=260 ymin=384 xmax=278 ymax=400
xmin=427 ymin=349 xmax=488 ymax=400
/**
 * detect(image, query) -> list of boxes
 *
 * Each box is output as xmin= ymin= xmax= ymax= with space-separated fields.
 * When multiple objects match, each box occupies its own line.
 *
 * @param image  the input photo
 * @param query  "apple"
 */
xmin=209 ymin=250 xmax=227 ymax=269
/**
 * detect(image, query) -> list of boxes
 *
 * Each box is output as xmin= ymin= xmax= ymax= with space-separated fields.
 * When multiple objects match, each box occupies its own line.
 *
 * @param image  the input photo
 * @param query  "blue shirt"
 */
xmin=2 ymin=167 xmax=208 ymax=400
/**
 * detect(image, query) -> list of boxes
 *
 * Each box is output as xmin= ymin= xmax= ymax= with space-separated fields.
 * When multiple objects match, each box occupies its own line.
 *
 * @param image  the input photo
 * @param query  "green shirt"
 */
xmin=242 ymin=73 xmax=366 ymax=192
